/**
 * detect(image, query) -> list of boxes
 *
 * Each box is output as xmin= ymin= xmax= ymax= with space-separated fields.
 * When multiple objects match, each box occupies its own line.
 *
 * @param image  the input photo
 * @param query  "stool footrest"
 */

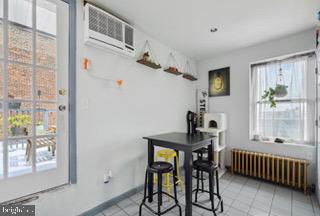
xmin=141 ymin=191 xmax=181 ymax=216
xmin=192 ymin=175 xmax=207 ymax=180
xmin=146 ymin=191 xmax=177 ymax=200
xmin=192 ymin=189 xmax=223 ymax=212
xmin=141 ymin=202 xmax=180 ymax=216
xmin=192 ymin=201 xmax=222 ymax=212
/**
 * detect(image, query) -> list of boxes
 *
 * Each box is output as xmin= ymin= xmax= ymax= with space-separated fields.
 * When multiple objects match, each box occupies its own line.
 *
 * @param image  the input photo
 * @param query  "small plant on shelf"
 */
xmin=142 ymin=52 xmax=150 ymax=61
xmin=164 ymin=53 xmax=182 ymax=75
xmin=136 ymin=41 xmax=161 ymax=69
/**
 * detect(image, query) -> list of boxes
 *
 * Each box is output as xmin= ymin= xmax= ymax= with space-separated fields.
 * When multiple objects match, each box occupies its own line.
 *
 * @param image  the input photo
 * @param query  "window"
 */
xmin=250 ymin=53 xmax=316 ymax=145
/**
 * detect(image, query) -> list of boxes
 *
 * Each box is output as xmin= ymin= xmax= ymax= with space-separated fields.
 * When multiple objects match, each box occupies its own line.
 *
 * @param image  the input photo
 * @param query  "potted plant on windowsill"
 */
xmin=9 ymin=114 xmax=31 ymax=136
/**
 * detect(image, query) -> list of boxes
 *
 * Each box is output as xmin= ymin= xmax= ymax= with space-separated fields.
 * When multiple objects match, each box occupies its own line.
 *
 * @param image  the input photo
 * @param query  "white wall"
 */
xmin=30 ymin=1 xmax=197 ymax=215
xmin=197 ymin=29 xmax=317 ymax=184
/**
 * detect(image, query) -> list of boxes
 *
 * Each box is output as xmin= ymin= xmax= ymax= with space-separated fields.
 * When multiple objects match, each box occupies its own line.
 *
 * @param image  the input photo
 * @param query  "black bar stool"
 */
xmin=139 ymin=161 xmax=182 ymax=216
xmin=193 ymin=159 xmax=223 ymax=216
xmin=193 ymin=147 xmax=208 ymax=191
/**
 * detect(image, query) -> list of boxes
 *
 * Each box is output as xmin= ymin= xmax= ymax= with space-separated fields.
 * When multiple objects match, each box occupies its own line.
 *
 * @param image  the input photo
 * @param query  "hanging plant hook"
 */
xmin=274 ymin=61 xmax=288 ymax=98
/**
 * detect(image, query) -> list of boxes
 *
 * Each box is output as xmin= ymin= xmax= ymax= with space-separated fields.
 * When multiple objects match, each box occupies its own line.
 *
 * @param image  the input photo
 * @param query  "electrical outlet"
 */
xmin=103 ymin=169 xmax=113 ymax=184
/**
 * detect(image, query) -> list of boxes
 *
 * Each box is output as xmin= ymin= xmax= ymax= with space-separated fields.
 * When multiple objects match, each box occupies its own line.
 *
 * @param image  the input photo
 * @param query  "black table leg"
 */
xmin=208 ymin=139 xmax=213 ymax=161
xmin=173 ymin=150 xmax=179 ymax=186
xmin=184 ymin=150 xmax=193 ymax=216
xmin=148 ymin=140 xmax=154 ymax=203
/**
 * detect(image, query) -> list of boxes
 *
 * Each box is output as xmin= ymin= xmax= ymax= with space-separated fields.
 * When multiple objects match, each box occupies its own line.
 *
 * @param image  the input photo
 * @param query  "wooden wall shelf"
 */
xmin=182 ymin=73 xmax=197 ymax=81
xmin=164 ymin=67 xmax=182 ymax=75
xmin=137 ymin=59 xmax=161 ymax=69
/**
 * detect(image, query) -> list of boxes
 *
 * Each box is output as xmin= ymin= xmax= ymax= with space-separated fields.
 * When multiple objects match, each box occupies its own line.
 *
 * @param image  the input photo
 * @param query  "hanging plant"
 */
xmin=261 ymin=63 xmax=288 ymax=108
xmin=274 ymin=84 xmax=288 ymax=97
xmin=261 ymin=85 xmax=288 ymax=108
xmin=262 ymin=87 xmax=276 ymax=108
xmin=274 ymin=66 xmax=288 ymax=98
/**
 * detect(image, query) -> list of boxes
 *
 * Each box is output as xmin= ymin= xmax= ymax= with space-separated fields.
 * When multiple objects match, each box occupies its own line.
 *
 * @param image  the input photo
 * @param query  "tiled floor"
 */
xmin=95 ymin=172 xmax=320 ymax=216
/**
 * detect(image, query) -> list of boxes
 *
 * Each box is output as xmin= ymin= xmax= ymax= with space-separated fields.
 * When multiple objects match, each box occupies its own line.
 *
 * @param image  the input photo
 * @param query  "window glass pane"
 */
xmin=36 ymin=68 xmax=56 ymax=101
xmin=8 ymin=24 xmax=32 ymax=64
xmin=8 ymin=138 xmax=32 ymax=177
xmin=36 ymin=136 xmax=56 ymax=171
xmin=8 ymin=102 xmax=33 ymax=137
xmin=36 ymin=103 xmax=56 ymax=136
xmin=256 ymin=102 xmax=305 ymax=141
xmin=36 ymin=32 xmax=56 ymax=68
xmin=37 ymin=0 xmax=56 ymax=35
xmin=36 ymin=0 xmax=57 ymax=68
xmin=280 ymin=59 xmax=306 ymax=99
xmin=9 ymin=0 xmax=32 ymax=28
xmin=8 ymin=63 xmax=32 ymax=100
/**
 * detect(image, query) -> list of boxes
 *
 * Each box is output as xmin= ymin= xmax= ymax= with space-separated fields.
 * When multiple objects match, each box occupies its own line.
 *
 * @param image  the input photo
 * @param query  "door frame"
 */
xmin=63 ymin=0 xmax=77 ymax=185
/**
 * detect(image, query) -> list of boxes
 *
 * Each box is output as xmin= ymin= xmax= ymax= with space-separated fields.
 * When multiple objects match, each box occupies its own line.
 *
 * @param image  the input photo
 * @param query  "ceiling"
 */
xmin=90 ymin=0 xmax=320 ymax=60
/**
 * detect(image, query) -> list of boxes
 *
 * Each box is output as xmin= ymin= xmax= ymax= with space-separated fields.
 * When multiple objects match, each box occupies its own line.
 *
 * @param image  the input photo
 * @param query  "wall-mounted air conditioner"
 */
xmin=84 ymin=3 xmax=135 ymax=57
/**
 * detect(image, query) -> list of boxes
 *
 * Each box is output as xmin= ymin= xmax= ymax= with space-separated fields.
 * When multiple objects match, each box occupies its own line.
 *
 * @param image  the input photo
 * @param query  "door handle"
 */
xmin=59 ymin=105 xmax=66 ymax=111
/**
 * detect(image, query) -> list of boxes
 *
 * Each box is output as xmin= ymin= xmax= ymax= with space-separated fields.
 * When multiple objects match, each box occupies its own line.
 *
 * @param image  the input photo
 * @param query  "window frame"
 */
xmin=249 ymin=50 xmax=316 ymax=146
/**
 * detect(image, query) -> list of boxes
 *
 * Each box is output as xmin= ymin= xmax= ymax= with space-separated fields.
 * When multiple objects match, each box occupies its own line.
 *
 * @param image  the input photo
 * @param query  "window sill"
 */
xmin=250 ymin=139 xmax=315 ymax=148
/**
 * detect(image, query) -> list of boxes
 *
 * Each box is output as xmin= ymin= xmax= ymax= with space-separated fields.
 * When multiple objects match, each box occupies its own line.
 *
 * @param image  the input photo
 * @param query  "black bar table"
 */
xmin=143 ymin=132 xmax=215 ymax=216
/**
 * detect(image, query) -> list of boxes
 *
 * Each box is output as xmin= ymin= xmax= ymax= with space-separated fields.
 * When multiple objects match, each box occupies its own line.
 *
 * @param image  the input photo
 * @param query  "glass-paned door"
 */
xmin=0 ymin=0 xmax=69 ymax=202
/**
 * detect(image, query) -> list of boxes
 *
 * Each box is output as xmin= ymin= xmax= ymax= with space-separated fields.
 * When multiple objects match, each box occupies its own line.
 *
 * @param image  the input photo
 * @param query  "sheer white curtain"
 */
xmin=251 ymin=54 xmax=315 ymax=144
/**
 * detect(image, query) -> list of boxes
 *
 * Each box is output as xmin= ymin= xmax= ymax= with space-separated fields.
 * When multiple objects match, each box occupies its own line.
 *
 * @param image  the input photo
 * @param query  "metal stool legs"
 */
xmin=193 ymin=168 xmax=223 ymax=216
xmin=158 ymin=174 xmax=162 ymax=211
xmin=208 ymin=171 xmax=216 ymax=216
xmin=173 ymin=168 xmax=182 ymax=216
xmin=193 ymin=151 xmax=206 ymax=192
xmin=198 ymin=152 xmax=205 ymax=192
xmin=139 ymin=168 xmax=182 ymax=216
xmin=215 ymin=169 xmax=223 ymax=212
xmin=195 ymin=168 xmax=200 ymax=203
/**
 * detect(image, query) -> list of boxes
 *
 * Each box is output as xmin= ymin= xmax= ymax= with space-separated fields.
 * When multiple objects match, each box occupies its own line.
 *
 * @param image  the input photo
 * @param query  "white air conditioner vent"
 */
xmin=85 ymin=3 xmax=135 ymax=57
xmin=125 ymin=26 xmax=134 ymax=47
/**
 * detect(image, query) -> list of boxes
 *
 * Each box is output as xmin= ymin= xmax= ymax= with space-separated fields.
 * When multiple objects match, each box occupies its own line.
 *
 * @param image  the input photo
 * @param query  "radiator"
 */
xmin=231 ymin=149 xmax=308 ymax=194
